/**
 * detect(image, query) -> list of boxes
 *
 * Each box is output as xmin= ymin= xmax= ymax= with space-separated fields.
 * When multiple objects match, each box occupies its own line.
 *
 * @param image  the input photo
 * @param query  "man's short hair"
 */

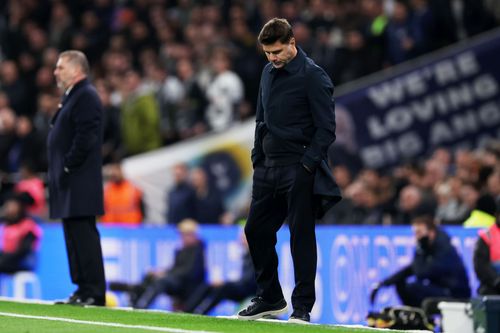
xmin=59 ymin=50 xmax=90 ymax=75
xmin=411 ymin=215 xmax=437 ymax=232
xmin=258 ymin=18 xmax=294 ymax=45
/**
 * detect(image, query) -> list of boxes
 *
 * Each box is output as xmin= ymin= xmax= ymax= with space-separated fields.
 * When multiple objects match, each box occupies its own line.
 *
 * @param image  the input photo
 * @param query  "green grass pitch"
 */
xmin=0 ymin=300 xmax=420 ymax=333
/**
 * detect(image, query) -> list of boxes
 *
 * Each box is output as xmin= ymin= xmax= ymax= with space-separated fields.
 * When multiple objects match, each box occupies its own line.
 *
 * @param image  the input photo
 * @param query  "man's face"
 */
xmin=262 ymin=38 xmax=296 ymax=69
xmin=3 ymin=200 xmax=21 ymax=221
xmin=412 ymin=223 xmax=429 ymax=241
xmin=54 ymin=56 xmax=77 ymax=90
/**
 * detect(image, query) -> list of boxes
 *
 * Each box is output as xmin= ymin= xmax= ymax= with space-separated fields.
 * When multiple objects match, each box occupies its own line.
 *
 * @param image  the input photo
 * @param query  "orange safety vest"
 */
xmin=479 ymin=224 xmax=500 ymax=268
xmin=2 ymin=217 xmax=42 ymax=253
xmin=101 ymin=181 xmax=143 ymax=225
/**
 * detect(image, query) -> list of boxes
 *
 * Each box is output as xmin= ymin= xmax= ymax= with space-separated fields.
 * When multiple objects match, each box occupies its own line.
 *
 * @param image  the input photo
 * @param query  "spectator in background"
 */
xmin=228 ymin=14 xmax=263 ymax=114
xmin=455 ymin=149 xmax=480 ymax=183
xmin=7 ymin=115 xmax=47 ymax=173
xmin=110 ymin=219 xmax=206 ymax=310
xmin=459 ymin=182 xmax=481 ymax=220
xmin=101 ymin=162 xmax=144 ymax=225
xmin=371 ymin=215 xmax=471 ymax=308
xmin=33 ymin=92 xmax=58 ymax=142
xmin=0 ymin=92 xmax=10 ymax=109
xmin=410 ymin=0 xmax=434 ymax=53
xmin=191 ymin=167 xmax=227 ymax=225
xmin=0 ymin=61 xmax=29 ymax=116
xmin=474 ymin=203 xmax=500 ymax=295
xmin=14 ymin=162 xmax=47 ymax=220
xmin=120 ymin=69 xmax=162 ymax=156
xmin=488 ymin=168 xmax=500 ymax=202
xmin=48 ymin=2 xmax=74 ymax=50
xmin=434 ymin=179 xmax=469 ymax=225
xmin=0 ymin=192 xmax=42 ymax=273
xmin=0 ymin=108 xmax=17 ymax=173
xmin=385 ymin=0 xmax=423 ymax=65
xmin=95 ymin=80 xmax=122 ymax=164
xmin=205 ymin=49 xmax=244 ymax=132
xmin=359 ymin=0 xmax=388 ymax=72
xmin=333 ymin=29 xmax=373 ymax=85
xmin=184 ymin=231 xmax=257 ymax=315
xmin=342 ymin=180 xmax=383 ymax=225
xmin=142 ymin=61 xmax=184 ymax=145
xmin=393 ymin=184 xmax=436 ymax=225
xmin=421 ymin=159 xmax=447 ymax=191
xmin=485 ymin=0 xmax=500 ymax=23
xmin=430 ymin=0 xmax=496 ymax=49
xmin=175 ymin=58 xmax=208 ymax=140
xmin=463 ymin=193 xmax=497 ymax=228
xmin=166 ymin=163 xmax=196 ymax=225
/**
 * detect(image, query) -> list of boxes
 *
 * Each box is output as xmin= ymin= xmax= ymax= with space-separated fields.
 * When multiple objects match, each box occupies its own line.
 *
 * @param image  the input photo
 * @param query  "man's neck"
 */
xmin=66 ymin=75 xmax=86 ymax=94
xmin=284 ymin=46 xmax=298 ymax=66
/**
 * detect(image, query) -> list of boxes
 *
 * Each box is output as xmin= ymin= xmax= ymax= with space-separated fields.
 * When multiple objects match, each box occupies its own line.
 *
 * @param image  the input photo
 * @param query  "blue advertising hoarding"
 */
xmin=336 ymin=29 xmax=500 ymax=169
xmin=0 ymin=224 xmax=480 ymax=325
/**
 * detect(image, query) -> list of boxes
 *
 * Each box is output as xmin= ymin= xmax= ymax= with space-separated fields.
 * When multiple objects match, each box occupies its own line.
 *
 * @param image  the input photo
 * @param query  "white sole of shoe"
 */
xmin=288 ymin=317 xmax=310 ymax=324
xmin=237 ymin=304 xmax=288 ymax=320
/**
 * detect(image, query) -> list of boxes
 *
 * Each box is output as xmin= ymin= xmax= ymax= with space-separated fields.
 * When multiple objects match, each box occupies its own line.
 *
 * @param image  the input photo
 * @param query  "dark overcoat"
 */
xmin=47 ymin=78 xmax=104 ymax=219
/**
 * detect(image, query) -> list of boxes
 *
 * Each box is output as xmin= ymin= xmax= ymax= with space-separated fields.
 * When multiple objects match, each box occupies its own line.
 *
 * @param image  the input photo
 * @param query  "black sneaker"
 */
xmin=237 ymin=297 xmax=288 ymax=320
xmin=288 ymin=309 xmax=310 ymax=324
xmin=55 ymin=294 xmax=105 ymax=306
xmin=54 ymin=293 xmax=80 ymax=305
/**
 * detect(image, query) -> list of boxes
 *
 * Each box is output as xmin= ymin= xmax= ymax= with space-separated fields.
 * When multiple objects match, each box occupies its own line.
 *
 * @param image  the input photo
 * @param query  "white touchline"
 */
xmin=0 ymin=312 xmax=219 ymax=333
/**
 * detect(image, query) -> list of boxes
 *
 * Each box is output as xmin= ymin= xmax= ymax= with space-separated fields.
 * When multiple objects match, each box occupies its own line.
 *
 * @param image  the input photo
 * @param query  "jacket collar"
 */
xmin=51 ymin=78 xmax=89 ymax=127
xmin=60 ymin=78 xmax=88 ymax=105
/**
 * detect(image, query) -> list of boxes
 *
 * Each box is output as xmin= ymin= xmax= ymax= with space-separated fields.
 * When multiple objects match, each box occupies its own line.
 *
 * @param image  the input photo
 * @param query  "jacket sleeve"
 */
xmin=64 ymin=89 xmax=102 ymax=171
xmin=474 ymin=237 xmax=500 ymax=290
xmin=383 ymin=265 xmax=413 ymax=285
xmin=251 ymin=83 xmax=266 ymax=167
xmin=301 ymin=67 xmax=336 ymax=172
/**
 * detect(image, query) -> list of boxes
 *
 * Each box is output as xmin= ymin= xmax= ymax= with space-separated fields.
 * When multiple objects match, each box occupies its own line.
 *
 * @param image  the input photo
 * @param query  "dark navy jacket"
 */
xmin=47 ymin=79 xmax=104 ymax=219
xmin=252 ymin=47 xmax=341 ymax=217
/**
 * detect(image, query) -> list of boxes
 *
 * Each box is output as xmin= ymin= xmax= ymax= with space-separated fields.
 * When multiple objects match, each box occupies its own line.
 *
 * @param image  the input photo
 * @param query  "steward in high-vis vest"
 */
xmin=0 ymin=192 xmax=42 ymax=273
xmin=464 ymin=194 xmax=497 ymax=228
xmin=101 ymin=162 xmax=144 ymax=225
xmin=474 ymin=204 xmax=500 ymax=295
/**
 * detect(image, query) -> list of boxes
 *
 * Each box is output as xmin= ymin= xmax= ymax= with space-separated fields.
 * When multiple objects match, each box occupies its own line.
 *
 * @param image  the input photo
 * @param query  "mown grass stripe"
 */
xmin=0 ymin=311 xmax=219 ymax=333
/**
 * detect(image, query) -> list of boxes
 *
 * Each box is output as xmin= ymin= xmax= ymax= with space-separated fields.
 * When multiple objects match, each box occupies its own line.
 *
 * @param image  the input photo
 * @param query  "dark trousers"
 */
xmin=184 ymin=281 xmax=256 ymax=314
xmin=245 ymin=164 xmax=316 ymax=312
xmin=0 ymin=253 xmax=25 ymax=273
xmin=62 ymin=216 xmax=106 ymax=299
xmin=134 ymin=274 xmax=184 ymax=309
xmin=395 ymin=281 xmax=452 ymax=307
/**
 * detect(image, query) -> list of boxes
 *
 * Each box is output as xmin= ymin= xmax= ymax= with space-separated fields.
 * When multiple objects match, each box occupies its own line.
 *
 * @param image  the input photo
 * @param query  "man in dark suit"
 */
xmin=238 ymin=18 xmax=340 ymax=323
xmin=48 ymin=50 xmax=106 ymax=306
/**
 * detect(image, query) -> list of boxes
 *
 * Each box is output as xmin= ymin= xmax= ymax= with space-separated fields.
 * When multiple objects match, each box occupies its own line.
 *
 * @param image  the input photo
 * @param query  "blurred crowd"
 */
xmin=0 ymin=0 xmax=499 ymax=224
xmin=325 ymin=141 xmax=500 ymax=226
xmin=164 ymin=141 xmax=500 ymax=226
